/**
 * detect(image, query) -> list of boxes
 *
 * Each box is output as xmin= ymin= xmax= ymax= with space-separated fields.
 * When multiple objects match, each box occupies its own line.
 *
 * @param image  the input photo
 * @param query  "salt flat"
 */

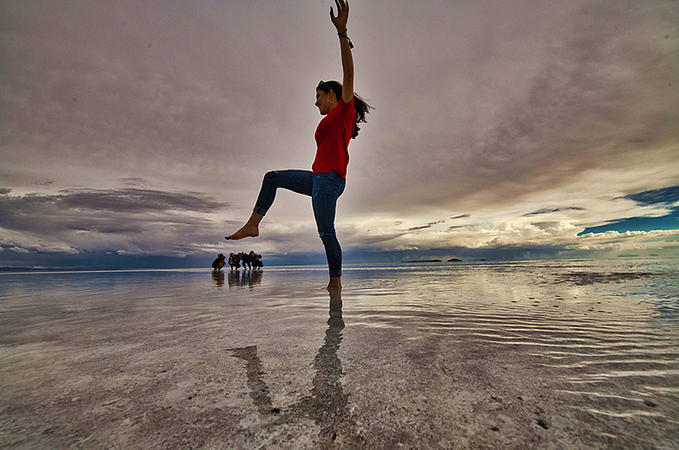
xmin=1 ymin=259 xmax=678 ymax=449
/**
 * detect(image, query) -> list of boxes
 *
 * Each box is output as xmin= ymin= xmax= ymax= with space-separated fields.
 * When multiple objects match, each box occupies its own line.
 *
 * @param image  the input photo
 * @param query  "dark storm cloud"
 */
xmin=0 ymin=188 xmax=11 ymax=195
xmin=402 ymin=215 xmax=471 ymax=232
xmin=523 ymin=207 xmax=587 ymax=217
xmin=405 ymin=220 xmax=446 ymax=232
xmin=58 ymin=188 xmax=227 ymax=213
xmin=0 ymin=188 xmax=225 ymax=218
xmin=0 ymin=188 xmax=227 ymax=238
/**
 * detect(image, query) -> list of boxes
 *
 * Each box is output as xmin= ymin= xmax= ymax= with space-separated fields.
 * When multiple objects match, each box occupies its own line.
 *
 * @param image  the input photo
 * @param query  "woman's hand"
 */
xmin=330 ymin=0 xmax=349 ymax=33
xmin=331 ymin=0 xmax=354 ymax=103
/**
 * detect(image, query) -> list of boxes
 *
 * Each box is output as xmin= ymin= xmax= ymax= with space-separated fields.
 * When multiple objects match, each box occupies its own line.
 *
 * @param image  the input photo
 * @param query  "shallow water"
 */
xmin=1 ymin=259 xmax=678 ymax=448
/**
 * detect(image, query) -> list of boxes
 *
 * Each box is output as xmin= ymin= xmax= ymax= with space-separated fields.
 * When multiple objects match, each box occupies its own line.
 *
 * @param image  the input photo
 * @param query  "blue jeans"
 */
xmin=253 ymin=170 xmax=346 ymax=277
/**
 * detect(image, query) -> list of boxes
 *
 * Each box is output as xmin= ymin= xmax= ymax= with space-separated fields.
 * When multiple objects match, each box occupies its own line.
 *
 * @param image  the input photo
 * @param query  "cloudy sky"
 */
xmin=1 ymin=0 xmax=678 ymax=268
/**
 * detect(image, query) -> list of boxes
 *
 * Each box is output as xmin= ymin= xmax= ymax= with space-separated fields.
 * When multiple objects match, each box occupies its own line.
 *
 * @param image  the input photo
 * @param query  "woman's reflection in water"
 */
xmin=229 ymin=291 xmax=357 ymax=444
xmin=295 ymin=289 xmax=357 ymax=444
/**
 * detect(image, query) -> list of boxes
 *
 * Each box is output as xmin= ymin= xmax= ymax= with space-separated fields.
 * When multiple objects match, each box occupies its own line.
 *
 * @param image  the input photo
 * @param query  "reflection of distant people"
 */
xmin=212 ymin=270 xmax=225 ymax=287
xmin=212 ymin=253 xmax=226 ymax=271
xmin=228 ymin=252 xmax=241 ymax=270
xmin=249 ymin=270 xmax=262 ymax=287
xmin=228 ymin=270 xmax=241 ymax=288
xmin=250 ymin=251 xmax=264 ymax=269
xmin=227 ymin=269 xmax=263 ymax=289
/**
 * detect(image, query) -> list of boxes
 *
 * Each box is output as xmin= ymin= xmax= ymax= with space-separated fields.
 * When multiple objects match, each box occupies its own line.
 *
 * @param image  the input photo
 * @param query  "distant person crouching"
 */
xmin=228 ymin=252 xmax=241 ymax=270
xmin=241 ymin=251 xmax=252 ymax=269
xmin=250 ymin=251 xmax=264 ymax=269
xmin=212 ymin=254 xmax=226 ymax=271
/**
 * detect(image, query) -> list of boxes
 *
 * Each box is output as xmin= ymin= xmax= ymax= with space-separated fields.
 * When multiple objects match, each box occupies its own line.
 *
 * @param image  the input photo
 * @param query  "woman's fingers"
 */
xmin=330 ymin=0 xmax=349 ymax=29
xmin=338 ymin=0 xmax=349 ymax=16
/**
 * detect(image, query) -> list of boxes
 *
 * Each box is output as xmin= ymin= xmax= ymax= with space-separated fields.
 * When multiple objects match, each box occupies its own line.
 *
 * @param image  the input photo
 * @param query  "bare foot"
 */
xmin=225 ymin=224 xmax=259 ymax=240
xmin=327 ymin=277 xmax=342 ymax=291
xmin=226 ymin=212 xmax=263 ymax=240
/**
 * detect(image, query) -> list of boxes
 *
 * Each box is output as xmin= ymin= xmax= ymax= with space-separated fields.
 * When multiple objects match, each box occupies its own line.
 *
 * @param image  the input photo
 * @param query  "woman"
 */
xmin=226 ymin=0 xmax=372 ymax=291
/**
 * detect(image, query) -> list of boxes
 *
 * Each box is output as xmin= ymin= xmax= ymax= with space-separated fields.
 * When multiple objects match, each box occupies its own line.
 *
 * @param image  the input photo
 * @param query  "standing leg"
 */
xmin=312 ymin=171 xmax=346 ymax=290
xmin=226 ymin=170 xmax=313 ymax=240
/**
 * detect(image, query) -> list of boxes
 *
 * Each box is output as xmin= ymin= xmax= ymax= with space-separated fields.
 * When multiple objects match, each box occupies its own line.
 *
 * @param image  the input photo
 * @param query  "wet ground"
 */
xmin=1 ymin=260 xmax=678 ymax=448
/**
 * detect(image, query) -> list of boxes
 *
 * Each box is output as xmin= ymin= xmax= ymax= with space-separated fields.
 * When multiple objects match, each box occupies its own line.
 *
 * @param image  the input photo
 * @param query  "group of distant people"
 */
xmin=212 ymin=251 xmax=263 ymax=271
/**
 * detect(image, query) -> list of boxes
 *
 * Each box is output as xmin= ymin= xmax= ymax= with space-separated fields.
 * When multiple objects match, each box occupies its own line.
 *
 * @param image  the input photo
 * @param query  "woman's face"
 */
xmin=315 ymin=89 xmax=336 ymax=115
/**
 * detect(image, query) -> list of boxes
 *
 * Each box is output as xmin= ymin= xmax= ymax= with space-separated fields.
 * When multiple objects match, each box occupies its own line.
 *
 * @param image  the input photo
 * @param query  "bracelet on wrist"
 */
xmin=338 ymin=31 xmax=354 ymax=49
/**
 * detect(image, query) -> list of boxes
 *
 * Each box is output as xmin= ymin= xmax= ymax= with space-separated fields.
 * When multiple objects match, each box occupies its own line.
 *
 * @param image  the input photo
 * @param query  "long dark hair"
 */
xmin=317 ymin=80 xmax=374 ymax=139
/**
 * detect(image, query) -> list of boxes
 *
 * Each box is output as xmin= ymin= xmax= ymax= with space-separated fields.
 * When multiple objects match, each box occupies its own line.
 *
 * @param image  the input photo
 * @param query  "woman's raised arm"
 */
xmin=330 ymin=0 xmax=354 ymax=104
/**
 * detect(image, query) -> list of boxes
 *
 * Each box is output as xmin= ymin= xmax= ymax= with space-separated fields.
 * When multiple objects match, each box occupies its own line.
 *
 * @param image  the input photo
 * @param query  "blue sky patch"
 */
xmin=579 ymin=185 xmax=679 ymax=235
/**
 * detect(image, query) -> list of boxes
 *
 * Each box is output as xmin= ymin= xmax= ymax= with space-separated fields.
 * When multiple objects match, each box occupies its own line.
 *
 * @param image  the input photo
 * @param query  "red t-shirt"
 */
xmin=312 ymin=97 xmax=355 ymax=179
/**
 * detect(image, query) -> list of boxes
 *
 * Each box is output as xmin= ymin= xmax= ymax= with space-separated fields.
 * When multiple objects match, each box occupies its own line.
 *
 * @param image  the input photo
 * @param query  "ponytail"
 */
xmin=351 ymin=93 xmax=373 ymax=139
